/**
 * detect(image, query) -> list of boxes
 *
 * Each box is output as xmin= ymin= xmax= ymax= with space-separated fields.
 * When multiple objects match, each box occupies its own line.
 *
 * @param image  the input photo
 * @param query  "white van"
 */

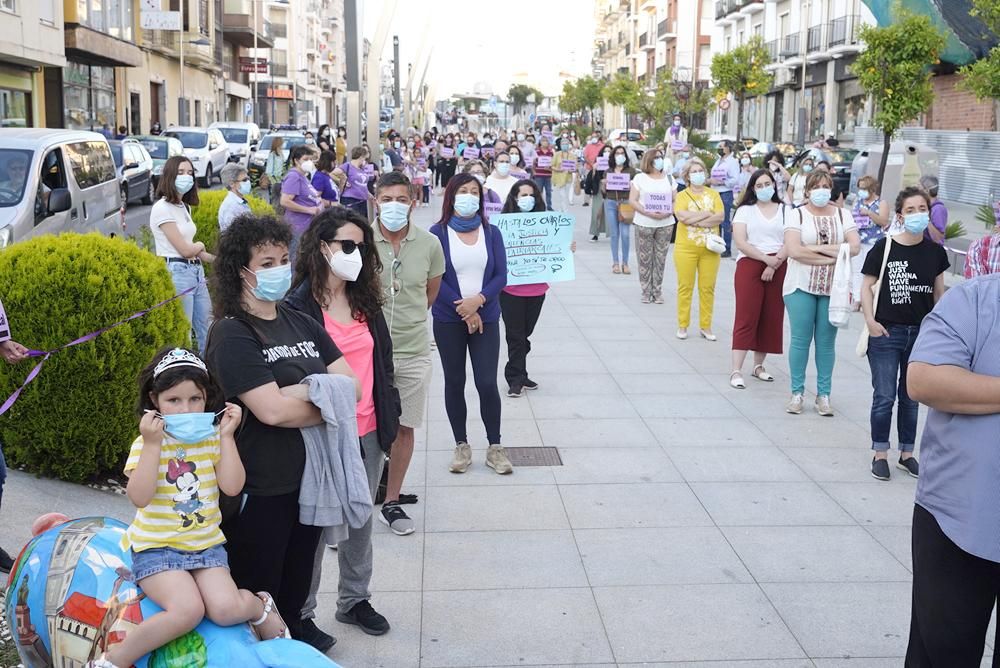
xmin=162 ymin=126 xmax=231 ymax=187
xmin=209 ymin=121 xmax=261 ymax=169
xmin=0 ymin=129 xmax=122 ymax=248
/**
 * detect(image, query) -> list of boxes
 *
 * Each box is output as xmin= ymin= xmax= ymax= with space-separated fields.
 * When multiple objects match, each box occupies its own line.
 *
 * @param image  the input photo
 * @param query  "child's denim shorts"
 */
xmin=130 ymin=544 xmax=229 ymax=582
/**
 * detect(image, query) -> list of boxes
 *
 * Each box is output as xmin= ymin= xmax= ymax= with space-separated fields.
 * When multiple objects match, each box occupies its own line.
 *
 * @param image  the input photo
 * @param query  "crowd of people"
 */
xmin=1 ymin=114 xmax=997 ymax=665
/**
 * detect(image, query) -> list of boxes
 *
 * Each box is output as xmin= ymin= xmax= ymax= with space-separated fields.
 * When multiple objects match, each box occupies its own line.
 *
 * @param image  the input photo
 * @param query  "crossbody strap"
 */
xmin=871 ymin=236 xmax=893 ymax=317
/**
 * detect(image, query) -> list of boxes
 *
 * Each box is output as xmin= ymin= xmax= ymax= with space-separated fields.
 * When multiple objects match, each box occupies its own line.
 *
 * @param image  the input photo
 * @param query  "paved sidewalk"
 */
xmin=2 ymin=196 xmax=995 ymax=667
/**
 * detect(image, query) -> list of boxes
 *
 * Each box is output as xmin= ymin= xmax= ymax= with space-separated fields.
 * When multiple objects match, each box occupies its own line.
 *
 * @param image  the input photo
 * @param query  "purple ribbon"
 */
xmin=0 ymin=284 xmax=200 ymax=416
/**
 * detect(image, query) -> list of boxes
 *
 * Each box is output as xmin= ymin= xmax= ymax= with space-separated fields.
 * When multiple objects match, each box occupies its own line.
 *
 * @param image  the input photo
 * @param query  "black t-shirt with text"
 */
xmin=206 ymin=305 xmax=341 ymax=495
xmin=861 ymin=237 xmax=950 ymax=326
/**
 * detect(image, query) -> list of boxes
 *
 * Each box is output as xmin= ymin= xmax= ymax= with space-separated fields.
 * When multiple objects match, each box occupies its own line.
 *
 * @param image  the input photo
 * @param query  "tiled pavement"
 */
xmin=2 ymin=197 xmax=995 ymax=667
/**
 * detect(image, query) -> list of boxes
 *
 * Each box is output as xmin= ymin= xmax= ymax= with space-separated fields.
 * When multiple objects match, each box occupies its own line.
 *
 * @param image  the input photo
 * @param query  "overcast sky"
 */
xmin=362 ymin=0 xmax=596 ymax=99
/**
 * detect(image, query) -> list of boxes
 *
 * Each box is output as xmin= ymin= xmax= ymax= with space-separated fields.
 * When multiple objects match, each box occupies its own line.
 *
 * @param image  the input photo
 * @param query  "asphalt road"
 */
xmin=121 ymin=182 xmax=225 ymax=239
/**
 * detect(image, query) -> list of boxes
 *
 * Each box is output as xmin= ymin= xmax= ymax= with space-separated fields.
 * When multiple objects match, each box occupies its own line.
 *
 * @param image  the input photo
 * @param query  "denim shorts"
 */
xmin=130 ymin=544 xmax=229 ymax=582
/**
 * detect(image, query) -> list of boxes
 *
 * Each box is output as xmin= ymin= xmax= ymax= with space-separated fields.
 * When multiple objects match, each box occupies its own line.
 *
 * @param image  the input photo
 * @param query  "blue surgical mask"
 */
xmin=175 ymin=175 xmax=195 ymax=194
xmin=857 ymin=189 xmax=870 ymax=201
xmin=454 ymin=193 xmax=479 ymax=218
xmin=756 ymin=185 xmax=775 ymax=201
xmin=802 ymin=164 xmax=814 ymax=173
xmin=239 ymin=180 xmax=252 ymax=196
xmin=517 ymin=195 xmax=535 ymax=212
xmin=653 ymin=158 xmax=664 ymax=172
xmin=809 ymin=188 xmax=832 ymax=207
xmin=903 ymin=212 xmax=930 ymax=234
xmin=162 ymin=412 xmax=216 ymax=444
xmin=689 ymin=172 xmax=706 ymax=186
xmin=247 ymin=264 xmax=292 ymax=302
xmin=496 ymin=162 xmax=511 ymax=177
xmin=615 ymin=154 xmax=626 ymax=166
xmin=379 ymin=201 xmax=410 ymax=232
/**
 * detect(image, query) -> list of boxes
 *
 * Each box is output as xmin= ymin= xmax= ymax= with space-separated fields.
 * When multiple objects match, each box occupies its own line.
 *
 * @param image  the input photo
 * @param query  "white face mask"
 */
xmin=472 ymin=173 xmax=486 ymax=185
xmin=328 ymin=247 xmax=364 ymax=282
xmin=300 ymin=160 xmax=315 ymax=174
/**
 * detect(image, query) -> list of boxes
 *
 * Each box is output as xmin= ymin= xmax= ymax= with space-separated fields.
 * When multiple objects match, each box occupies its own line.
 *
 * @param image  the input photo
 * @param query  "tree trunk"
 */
xmin=736 ymin=94 xmax=745 ymax=143
xmin=877 ymin=130 xmax=891 ymax=187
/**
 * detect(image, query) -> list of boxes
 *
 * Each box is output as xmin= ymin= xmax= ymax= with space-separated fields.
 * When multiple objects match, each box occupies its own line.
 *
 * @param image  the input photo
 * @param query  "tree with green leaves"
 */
xmin=710 ymin=35 xmax=772 ymax=142
xmin=960 ymin=0 xmax=1000 ymax=101
xmin=507 ymin=83 xmax=545 ymax=116
xmin=852 ymin=9 xmax=945 ymax=184
xmin=602 ymin=72 xmax=642 ymax=132
xmin=560 ymin=80 xmax=583 ymax=118
xmin=574 ymin=76 xmax=606 ymax=125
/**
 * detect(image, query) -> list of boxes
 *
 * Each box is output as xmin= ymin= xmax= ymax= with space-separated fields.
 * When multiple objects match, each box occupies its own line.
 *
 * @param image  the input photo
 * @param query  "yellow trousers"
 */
xmin=674 ymin=241 xmax=721 ymax=329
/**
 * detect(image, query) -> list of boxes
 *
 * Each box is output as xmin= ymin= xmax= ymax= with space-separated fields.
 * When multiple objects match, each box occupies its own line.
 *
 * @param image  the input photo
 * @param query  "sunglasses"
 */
xmin=327 ymin=239 xmax=366 ymax=255
xmin=389 ymin=258 xmax=402 ymax=297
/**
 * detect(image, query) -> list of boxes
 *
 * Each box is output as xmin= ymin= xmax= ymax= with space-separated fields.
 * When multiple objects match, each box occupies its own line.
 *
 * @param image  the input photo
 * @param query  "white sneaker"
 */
xmin=676 ymin=328 xmax=688 ymax=340
xmin=786 ymin=394 xmax=804 ymax=414
xmin=815 ymin=395 xmax=834 ymax=417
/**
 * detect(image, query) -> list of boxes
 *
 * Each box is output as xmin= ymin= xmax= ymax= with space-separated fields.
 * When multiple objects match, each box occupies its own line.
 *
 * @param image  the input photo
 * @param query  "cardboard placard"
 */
xmin=606 ymin=172 xmax=631 ymax=191
xmin=644 ymin=191 xmax=673 ymax=214
xmin=484 ymin=201 xmax=502 ymax=219
xmin=671 ymin=140 xmax=686 ymax=151
xmin=536 ymin=155 xmax=553 ymax=169
xmin=463 ymin=146 xmax=480 ymax=160
xmin=493 ymin=211 xmax=576 ymax=285
xmin=440 ymin=147 xmax=455 ymax=158
xmin=596 ymin=156 xmax=609 ymax=171
xmin=481 ymin=146 xmax=495 ymax=158
xmin=561 ymin=160 xmax=576 ymax=171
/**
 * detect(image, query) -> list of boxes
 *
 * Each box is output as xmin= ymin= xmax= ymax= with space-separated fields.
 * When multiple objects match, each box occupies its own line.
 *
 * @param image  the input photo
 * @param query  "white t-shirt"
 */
xmin=782 ymin=206 xmax=857 ymax=297
xmin=788 ymin=172 xmax=808 ymax=206
xmin=485 ymin=173 xmax=517 ymax=204
xmin=448 ymin=226 xmax=487 ymax=298
xmin=149 ymin=198 xmax=197 ymax=258
xmin=732 ymin=203 xmax=786 ymax=259
xmin=632 ymin=172 xmax=675 ymax=229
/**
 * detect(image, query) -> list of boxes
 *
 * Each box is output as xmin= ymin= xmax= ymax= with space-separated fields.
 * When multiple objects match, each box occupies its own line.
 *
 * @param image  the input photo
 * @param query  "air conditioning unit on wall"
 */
xmin=774 ymin=68 xmax=792 ymax=87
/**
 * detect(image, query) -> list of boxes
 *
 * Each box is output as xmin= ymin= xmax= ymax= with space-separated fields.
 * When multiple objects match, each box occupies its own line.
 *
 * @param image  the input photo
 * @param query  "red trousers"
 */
xmin=732 ymin=256 xmax=787 ymax=354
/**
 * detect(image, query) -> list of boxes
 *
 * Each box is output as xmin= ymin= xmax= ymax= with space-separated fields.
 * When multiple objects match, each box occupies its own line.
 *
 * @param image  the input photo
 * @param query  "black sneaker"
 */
xmin=0 ymin=547 xmax=13 ymax=573
xmin=871 ymin=457 xmax=890 ymax=481
xmin=589 ymin=235 xmax=598 ymax=242
xmin=294 ymin=618 xmax=337 ymax=652
xmin=523 ymin=379 xmax=539 ymax=391
xmin=507 ymin=385 xmax=524 ymax=398
xmin=379 ymin=501 xmax=415 ymax=536
xmin=897 ymin=457 xmax=919 ymax=478
xmin=583 ymin=202 xmax=590 ymax=207
xmin=721 ymin=251 xmax=732 ymax=258
xmin=335 ymin=600 xmax=390 ymax=636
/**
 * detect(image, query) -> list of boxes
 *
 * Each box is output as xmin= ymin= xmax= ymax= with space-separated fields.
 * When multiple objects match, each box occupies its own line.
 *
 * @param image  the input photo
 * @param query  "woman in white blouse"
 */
xmin=628 ymin=148 xmax=676 ymax=304
xmin=730 ymin=169 xmax=787 ymax=389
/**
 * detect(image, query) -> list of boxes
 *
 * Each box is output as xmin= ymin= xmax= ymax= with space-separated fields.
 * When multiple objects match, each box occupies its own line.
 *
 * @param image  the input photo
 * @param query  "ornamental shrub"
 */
xmin=0 ymin=233 xmax=189 ymax=482
xmin=191 ymin=190 xmax=274 ymax=257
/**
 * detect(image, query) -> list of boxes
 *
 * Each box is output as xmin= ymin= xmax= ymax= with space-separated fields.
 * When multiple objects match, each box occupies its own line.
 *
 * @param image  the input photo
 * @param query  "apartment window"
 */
xmin=0 ymin=89 xmax=31 ymax=127
xmin=39 ymin=0 xmax=55 ymax=23
xmin=78 ymin=0 xmax=133 ymax=41
xmin=0 ymin=0 xmax=16 ymax=14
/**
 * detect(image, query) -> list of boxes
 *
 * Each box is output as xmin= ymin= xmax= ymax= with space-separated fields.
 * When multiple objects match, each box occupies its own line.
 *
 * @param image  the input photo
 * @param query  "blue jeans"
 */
xmin=867 ymin=324 xmax=920 ymax=452
xmin=604 ymin=198 xmax=632 ymax=265
xmin=533 ymin=176 xmax=553 ymax=210
xmin=784 ymin=289 xmax=837 ymax=396
xmin=719 ymin=190 xmax=734 ymax=254
xmin=167 ymin=261 xmax=212 ymax=354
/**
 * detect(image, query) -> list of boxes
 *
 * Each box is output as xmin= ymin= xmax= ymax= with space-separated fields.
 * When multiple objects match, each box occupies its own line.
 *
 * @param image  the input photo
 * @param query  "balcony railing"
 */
xmin=658 ymin=18 xmax=675 ymax=37
xmin=779 ymin=33 xmax=800 ymax=57
xmin=638 ymin=32 xmax=648 ymax=47
xmin=807 ymin=25 xmax=825 ymax=53
xmin=715 ymin=0 xmax=727 ymax=19
xmin=764 ymin=39 xmax=779 ymax=61
xmin=828 ymin=14 xmax=861 ymax=47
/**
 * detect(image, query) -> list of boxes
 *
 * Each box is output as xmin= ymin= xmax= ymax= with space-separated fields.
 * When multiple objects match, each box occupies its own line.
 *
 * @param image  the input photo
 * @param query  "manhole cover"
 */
xmin=504 ymin=447 xmax=563 ymax=467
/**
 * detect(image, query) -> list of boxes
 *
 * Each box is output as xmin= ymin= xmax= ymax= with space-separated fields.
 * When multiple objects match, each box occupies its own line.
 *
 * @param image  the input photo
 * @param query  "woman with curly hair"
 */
xmin=285 ymin=207 xmax=400 ymax=635
xmin=204 ymin=214 xmax=359 ymax=653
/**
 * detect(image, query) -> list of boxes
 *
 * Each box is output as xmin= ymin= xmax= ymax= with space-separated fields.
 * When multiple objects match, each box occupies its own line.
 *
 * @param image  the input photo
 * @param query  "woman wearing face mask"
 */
xmin=788 ymin=155 xmax=815 ymax=207
xmin=150 ymin=156 xmax=214 ymax=354
xmin=263 ymin=135 xmax=287 ymax=208
xmin=317 ymin=125 xmax=332 ymax=153
xmin=730 ymin=169 xmax=788 ymax=389
xmin=459 ymin=132 xmax=479 ymax=161
xmin=532 ymin=136 xmax=554 ymax=210
xmin=335 ymin=127 xmax=348 ymax=164
xmin=585 ymin=144 xmax=611 ymax=241
xmin=333 ymin=146 xmax=374 ymax=217
xmin=763 ymin=149 xmax=791 ymax=205
xmin=429 ymin=173 xmax=510 ymax=476
xmin=280 ymin=146 xmax=323 ymax=261
xmin=219 ymin=162 xmax=253 ymax=233
xmin=673 ymin=158 xmax=724 ymax=340
xmin=664 ymin=114 xmax=689 ymax=163
xmin=736 ymin=152 xmax=754 ymax=200
xmin=601 ymin=145 xmax=636 ymax=274
xmin=860 ymin=187 xmax=948 ymax=481
xmin=462 ymin=160 xmax=502 ymax=208
xmin=507 ymin=145 xmax=529 ymax=181
xmin=485 ymin=151 xmax=518 ymax=203
xmin=851 ymin=175 xmax=890 ymax=307
xmin=629 ymin=148 xmax=676 ymax=304
xmin=286 ymin=207 xmax=399 ymax=637
xmin=782 ymin=170 xmax=861 ymax=416
xmin=205 ymin=215 xmax=359 ymax=653
xmin=520 ymin=133 xmax=537 ymax=174
xmin=435 ymin=134 xmax=458 ymax=193
xmin=311 ymin=150 xmax=340 ymax=209
xmin=551 ymin=137 xmax=576 ymax=213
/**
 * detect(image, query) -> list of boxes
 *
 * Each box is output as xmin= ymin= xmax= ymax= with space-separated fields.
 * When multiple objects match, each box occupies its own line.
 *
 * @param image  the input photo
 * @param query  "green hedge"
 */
xmin=0 ymin=234 xmax=190 ymax=481
xmin=192 ymin=190 xmax=274 ymax=258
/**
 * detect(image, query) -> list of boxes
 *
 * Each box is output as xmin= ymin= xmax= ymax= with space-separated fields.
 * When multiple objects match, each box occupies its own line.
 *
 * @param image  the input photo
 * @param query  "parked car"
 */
xmin=209 ymin=121 xmax=261 ymax=169
xmin=108 ymin=139 xmax=154 ymax=208
xmin=0 ymin=129 xmax=122 ymax=248
xmin=791 ymin=147 xmax=860 ymax=196
xmin=247 ymin=131 xmax=307 ymax=184
xmin=133 ymin=134 xmax=184 ymax=189
xmin=162 ymin=126 xmax=230 ymax=188
xmin=606 ymin=129 xmax=646 ymax=160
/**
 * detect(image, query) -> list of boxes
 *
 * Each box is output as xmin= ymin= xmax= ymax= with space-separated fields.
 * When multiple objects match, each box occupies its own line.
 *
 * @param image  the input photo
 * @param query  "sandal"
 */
xmin=752 ymin=365 xmax=775 ymax=382
xmin=612 ymin=264 xmax=621 ymax=274
xmin=729 ymin=371 xmax=746 ymax=389
xmin=622 ymin=265 xmax=631 ymax=275
xmin=252 ymin=591 xmax=291 ymax=640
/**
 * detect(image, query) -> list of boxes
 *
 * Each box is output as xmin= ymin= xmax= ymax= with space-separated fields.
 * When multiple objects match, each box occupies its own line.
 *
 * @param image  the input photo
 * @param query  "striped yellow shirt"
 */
xmin=122 ymin=433 xmax=226 ymax=553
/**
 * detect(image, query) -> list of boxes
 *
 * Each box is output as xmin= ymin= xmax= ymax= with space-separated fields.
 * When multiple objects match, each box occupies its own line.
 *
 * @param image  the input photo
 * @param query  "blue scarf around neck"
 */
xmin=448 ymin=213 xmax=482 ymax=233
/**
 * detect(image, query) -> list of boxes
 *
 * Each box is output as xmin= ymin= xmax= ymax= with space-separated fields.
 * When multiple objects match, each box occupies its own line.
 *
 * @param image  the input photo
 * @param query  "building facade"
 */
xmin=0 ymin=0 xmax=66 ymax=128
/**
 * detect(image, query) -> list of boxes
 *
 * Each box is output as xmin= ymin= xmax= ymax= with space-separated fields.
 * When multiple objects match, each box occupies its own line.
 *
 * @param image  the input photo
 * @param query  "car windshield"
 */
xmin=0 ymin=149 xmax=32 ymax=207
xmin=218 ymin=128 xmax=249 ymax=143
xmin=165 ymin=131 xmax=208 ymax=149
xmin=827 ymin=149 xmax=859 ymax=164
xmin=139 ymin=139 xmax=169 ymax=159
xmin=259 ymin=135 xmax=306 ymax=151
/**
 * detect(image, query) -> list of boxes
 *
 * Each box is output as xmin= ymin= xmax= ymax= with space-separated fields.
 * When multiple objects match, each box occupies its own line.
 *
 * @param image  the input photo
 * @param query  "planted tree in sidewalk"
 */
xmin=507 ymin=84 xmax=545 ymax=117
xmin=602 ymin=72 xmax=642 ymax=135
xmin=960 ymin=0 xmax=1000 ymax=100
xmin=573 ymin=76 xmax=606 ymax=126
xmin=852 ymin=9 xmax=945 ymax=184
xmin=709 ymin=35 xmax=772 ymax=142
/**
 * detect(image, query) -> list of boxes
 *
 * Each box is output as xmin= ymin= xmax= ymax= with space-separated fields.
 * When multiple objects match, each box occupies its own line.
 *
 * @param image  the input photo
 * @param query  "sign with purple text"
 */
xmin=363 ymin=163 xmax=375 ymax=177
xmin=481 ymin=146 xmax=495 ymax=158
xmin=644 ymin=191 xmax=673 ymax=215
xmin=561 ymin=160 xmax=576 ymax=171
xmin=463 ymin=146 xmax=480 ymax=160
xmin=440 ymin=147 xmax=455 ymax=158
xmin=606 ymin=172 xmax=631 ymax=191
xmin=596 ymin=156 xmax=609 ymax=171
xmin=671 ymin=140 xmax=686 ymax=151
xmin=536 ymin=155 xmax=552 ymax=169
xmin=711 ymin=167 xmax=728 ymax=183
xmin=484 ymin=201 xmax=502 ymax=220
xmin=494 ymin=211 xmax=576 ymax=285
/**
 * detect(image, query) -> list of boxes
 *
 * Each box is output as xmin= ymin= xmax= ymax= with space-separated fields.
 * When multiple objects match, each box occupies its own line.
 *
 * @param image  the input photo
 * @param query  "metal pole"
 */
xmin=252 ymin=0 xmax=258 ymax=124
xmin=393 ymin=35 xmax=401 ymax=114
xmin=271 ymin=66 xmax=276 ymax=127
xmin=180 ymin=9 xmax=186 ymax=126
xmin=797 ymin=0 xmax=808 ymax=145
xmin=344 ymin=0 xmax=363 ymax=146
xmin=366 ymin=0 xmax=399 ymax=165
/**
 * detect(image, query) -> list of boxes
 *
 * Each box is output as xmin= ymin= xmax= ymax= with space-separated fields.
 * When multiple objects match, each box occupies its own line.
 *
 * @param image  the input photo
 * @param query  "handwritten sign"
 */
xmin=481 ymin=146 xmax=495 ymax=158
xmin=606 ymin=172 xmax=631 ymax=191
xmin=484 ymin=201 xmax=502 ymax=220
xmin=440 ymin=146 xmax=455 ymax=158
xmin=561 ymin=160 xmax=576 ymax=171
xmin=671 ymin=140 xmax=686 ymax=151
xmin=464 ymin=146 xmax=480 ymax=160
xmin=710 ymin=167 xmax=728 ymax=183
xmin=536 ymin=155 xmax=552 ymax=169
xmin=493 ymin=211 xmax=576 ymax=286
xmin=644 ymin=192 xmax=673 ymax=214
xmin=596 ymin=156 xmax=609 ymax=171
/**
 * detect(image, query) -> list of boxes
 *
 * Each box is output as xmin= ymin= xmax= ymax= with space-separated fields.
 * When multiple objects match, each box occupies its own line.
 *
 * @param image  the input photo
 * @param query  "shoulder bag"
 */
xmin=828 ymin=209 xmax=854 ymax=328
xmin=856 ymin=236 xmax=893 ymax=356
xmin=681 ymin=189 xmax=725 ymax=253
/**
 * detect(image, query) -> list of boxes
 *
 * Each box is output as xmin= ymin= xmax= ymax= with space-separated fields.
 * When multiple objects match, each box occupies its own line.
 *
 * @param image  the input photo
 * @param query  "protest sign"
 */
xmin=464 ymin=146 xmax=480 ymax=160
xmin=606 ymin=172 xmax=631 ymax=191
xmin=536 ymin=155 xmax=552 ymax=169
xmin=644 ymin=191 xmax=673 ymax=214
xmin=440 ymin=147 xmax=455 ymax=158
xmin=561 ymin=160 xmax=576 ymax=171
xmin=596 ymin=156 xmax=609 ymax=170
xmin=493 ymin=211 xmax=576 ymax=285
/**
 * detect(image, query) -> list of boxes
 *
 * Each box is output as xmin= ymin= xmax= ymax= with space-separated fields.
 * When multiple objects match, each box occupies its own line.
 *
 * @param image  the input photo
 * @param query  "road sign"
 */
xmin=718 ymin=98 xmax=731 ymax=111
xmin=244 ymin=101 xmax=253 ymax=117
xmin=239 ymin=57 xmax=268 ymax=74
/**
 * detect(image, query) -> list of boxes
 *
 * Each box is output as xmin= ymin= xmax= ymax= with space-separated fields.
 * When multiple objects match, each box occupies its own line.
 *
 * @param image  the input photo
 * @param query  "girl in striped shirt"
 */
xmin=91 ymin=348 xmax=288 ymax=668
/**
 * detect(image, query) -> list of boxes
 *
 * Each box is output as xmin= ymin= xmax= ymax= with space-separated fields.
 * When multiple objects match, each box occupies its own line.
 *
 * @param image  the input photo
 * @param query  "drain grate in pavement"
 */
xmin=505 ymin=447 xmax=563 ymax=467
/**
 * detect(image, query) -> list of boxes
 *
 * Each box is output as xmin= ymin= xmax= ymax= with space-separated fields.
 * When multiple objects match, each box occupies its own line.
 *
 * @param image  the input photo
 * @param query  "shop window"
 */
xmin=0 ymin=89 xmax=30 ymax=128
xmin=837 ymin=79 xmax=869 ymax=138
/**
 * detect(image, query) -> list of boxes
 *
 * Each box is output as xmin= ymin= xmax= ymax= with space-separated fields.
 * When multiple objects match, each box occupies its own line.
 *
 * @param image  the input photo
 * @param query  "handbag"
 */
xmin=705 ymin=233 xmax=726 ymax=254
xmin=828 ymin=242 xmax=853 ymax=328
xmin=856 ymin=236 xmax=893 ymax=356
xmin=617 ymin=201 xmax=635 ymax=224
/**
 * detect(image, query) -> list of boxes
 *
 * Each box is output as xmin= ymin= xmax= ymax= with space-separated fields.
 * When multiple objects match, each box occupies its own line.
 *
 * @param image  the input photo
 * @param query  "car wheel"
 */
xmin=200 ymin=164 xmax=212 ymax=189
xmin=141 ymin=177 xmax=155 ymax=205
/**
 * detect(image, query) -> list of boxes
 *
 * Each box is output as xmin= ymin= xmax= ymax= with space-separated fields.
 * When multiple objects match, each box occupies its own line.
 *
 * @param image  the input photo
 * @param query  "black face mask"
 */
xmin=718 ymin=148 xmax=726 ymax=156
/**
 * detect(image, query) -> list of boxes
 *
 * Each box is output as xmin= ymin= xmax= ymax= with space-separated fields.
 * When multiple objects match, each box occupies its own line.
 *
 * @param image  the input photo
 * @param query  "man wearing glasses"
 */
xmin=372 ymin=171 xmax=444 ymax=536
